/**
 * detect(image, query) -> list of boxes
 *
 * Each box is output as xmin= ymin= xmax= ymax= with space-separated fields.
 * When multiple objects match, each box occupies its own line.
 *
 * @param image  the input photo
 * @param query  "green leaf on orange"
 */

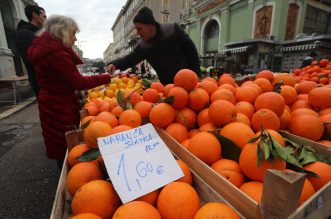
xmin=163 ymin=96 xmax=174 ymax=105
xmin=117 ymin=89 xmax=125 ymax=110
xmin=248 ymin=135 xmax=260 ymax=143
xmin=271 ymin=137 xmax=302 ymax=167
xmin=142 ymin=78 xmax=152 ymax=89
xmin=80 ymin=118 xmax=91 ymax=130
xmin=126 ymin=102 xmax=133 ymax=110
xmin=77 ymin=148 xmax=100 ymax=162
xmin=158 ymin=95 xmax=164 ymax=103
xmin=261 ymin=141 xmax=271 ymax=160
xmin=214 ymin=133 xmax=241 ymax=162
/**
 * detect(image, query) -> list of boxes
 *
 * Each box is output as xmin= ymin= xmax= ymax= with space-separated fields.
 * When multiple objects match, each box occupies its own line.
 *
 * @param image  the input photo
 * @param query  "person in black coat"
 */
xmin=15 ymin=4 xmax=46 ymax=96
xmin=107 ymin=7 xmax=201 ymax=85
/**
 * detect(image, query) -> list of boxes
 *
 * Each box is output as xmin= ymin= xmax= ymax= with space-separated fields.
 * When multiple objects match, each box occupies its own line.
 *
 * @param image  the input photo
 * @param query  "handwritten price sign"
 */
xmin=98 ymin=123 xmax=183 ymax=203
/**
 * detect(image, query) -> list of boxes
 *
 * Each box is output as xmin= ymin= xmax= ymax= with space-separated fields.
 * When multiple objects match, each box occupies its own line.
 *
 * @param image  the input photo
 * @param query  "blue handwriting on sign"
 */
xmin=135 ymin=161 xmax=164 ymax=190
xmin=117 ymin=153 xmax=165 ymax=192
xmin=124 ymin=133 xmax=153 ymax=149
xmin=145 ymin=141 xmax=160 ymax=153
xmin=117 ymin=153 xmax=131 ymax=191
xmin=102 ymin=127 xmax=148 ymax=148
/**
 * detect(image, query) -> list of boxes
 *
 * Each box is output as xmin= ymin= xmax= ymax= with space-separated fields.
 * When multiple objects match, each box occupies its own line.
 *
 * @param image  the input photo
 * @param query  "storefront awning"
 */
xmin=200 ymin=45 xmax=252 ymax=59
xmin=279 ymin=43 xmax=319 ymax=52
xmin=219 ymin=46 xmax=251 ymax=55
xmin=200 ymin=52 xmax=218 ymax=59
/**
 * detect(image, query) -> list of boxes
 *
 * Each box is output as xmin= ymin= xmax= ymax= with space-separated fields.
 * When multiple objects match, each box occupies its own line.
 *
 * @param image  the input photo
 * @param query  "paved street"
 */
xmin=0 ymin=84 xmax=36 ymax=114
xmin=0 ymin=102 xmax=60 ymax=218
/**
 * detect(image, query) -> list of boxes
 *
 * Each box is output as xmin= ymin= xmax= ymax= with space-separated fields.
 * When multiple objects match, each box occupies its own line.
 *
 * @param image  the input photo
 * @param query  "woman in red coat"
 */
xmin=28 ymin=15 xmax=112 ymax=166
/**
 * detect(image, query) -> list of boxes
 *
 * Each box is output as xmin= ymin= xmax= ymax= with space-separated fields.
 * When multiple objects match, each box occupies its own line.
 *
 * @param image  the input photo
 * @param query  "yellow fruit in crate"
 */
xmin=103 ymin=96 xmax=113 ymax=102
xmin=89 ymin=92 xmax=98 ymax=100
xmin=97 ymin=91 xmax=105 ymax=98
xmin=109 ymin=83 xmax=118 ymax=91
xmin=115 ymin=89 xmax=126 ymax=97
xmin=121 ymin=77 xmax=129 ymax=83
xmin=126 ymin=88 xmax=134 ymax=94
xmin=134 ymin=83 xmax=142 ymax=89
xmin=118 ymin=82 xmax=126 ymax=89
xmin=132 ymin=76 xmax=139 ymax=83
xmin=127 ymin=82 xmax=135 ymax=89
xmin=128 ymin=78 xmax=134 ymax=84
xmin=113 ymin=78 xmax=122 ymax=84
xmin=106 ymin=89 xmax=114 ymax=98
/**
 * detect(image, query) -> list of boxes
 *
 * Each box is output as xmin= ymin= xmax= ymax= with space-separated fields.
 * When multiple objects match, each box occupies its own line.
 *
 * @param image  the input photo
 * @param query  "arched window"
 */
xmin=204 ymin=20 xmax=219 ymax=53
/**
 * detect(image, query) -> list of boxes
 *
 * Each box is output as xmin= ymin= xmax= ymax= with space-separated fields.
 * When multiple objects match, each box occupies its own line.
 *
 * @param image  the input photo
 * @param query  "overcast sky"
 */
xmin=36 ymin=0 xmax=126 ymax=59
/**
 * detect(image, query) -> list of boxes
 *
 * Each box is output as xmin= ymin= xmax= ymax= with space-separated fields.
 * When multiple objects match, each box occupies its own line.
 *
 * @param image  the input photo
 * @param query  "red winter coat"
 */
xmin=28 ymin=31 xmax=111 ymax=160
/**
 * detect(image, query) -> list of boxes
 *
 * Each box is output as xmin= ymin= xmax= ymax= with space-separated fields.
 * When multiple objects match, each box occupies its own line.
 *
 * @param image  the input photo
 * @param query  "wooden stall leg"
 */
xmin=260 ymin=170 xmax=305 ymax=219
xmin=65 ymin=130 xmax=81 ymax=151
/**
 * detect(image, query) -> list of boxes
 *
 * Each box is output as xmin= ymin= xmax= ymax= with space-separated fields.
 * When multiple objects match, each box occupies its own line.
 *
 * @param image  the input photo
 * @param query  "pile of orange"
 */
xmin=87 ymin=76 xmax=143 ymax=102
xmin=67 ymin=141 xmax=240 ymax=218
xmin=292 ymin=58 xmax=331 ymax=85
xmin=67 ymin=66 xmax=331 ymax=217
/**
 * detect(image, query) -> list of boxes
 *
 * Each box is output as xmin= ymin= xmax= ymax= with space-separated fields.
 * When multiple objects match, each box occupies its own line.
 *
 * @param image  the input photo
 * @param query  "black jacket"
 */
xmin=110 ymin=23 xmax=201 ymax=85
xmin=15 ymin=20 xmax=40 ymax=95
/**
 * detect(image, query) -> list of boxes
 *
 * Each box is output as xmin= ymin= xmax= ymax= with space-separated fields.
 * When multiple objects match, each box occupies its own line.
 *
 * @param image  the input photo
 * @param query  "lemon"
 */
xmin=89 ymin=92 xmax=98 ymax=100
xmin=97 ymin=91 xmax=105 ymax=98
xmin=109 ymin=83 xmax=118 ymax=91
xmin=105 ymin=89 xmax=114 ymax=98
xmin=121 ymin=77 xmax=129 ymax=83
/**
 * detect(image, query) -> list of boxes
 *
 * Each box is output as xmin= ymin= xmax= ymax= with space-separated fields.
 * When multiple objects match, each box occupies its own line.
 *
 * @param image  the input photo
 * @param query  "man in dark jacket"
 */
xmin=15 ymin=4 xmax=46 ymax=96
xmin=107 ymin=7 xmax=201 ymax=85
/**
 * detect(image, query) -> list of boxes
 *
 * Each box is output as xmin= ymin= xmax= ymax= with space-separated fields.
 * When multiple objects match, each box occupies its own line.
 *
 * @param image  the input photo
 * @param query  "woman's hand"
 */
xmin=107 ymin=64 xmax=116 ymax=74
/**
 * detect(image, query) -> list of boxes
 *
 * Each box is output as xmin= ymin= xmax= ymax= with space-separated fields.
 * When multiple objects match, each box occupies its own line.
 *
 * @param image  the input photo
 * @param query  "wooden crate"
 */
xmin=50 ymin=129 xmax=245 ymax=219
xmin=279 ymin=131 xmax=331 ymax=156
xmin=157 ymin=128 xmax=331 ymax=219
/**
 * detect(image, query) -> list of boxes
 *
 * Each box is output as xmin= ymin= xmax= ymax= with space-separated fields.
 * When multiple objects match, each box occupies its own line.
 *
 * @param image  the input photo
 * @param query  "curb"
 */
xmin=0 ymin=97 xmax=37 ymax=120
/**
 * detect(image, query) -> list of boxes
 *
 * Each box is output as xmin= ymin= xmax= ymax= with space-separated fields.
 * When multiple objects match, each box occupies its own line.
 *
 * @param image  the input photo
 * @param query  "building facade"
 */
xmin=104 ymin=0 xmax=191 ymax=65
xmin=0 ymin=0 xmax=35 ymax=78
xmin=103 ymin=43 xmax=114 ymax=65
xmin=182 ymin=0 xmax=331 ymax=73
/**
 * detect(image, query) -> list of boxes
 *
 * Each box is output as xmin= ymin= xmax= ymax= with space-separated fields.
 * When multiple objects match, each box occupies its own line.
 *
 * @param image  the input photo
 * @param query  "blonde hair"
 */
xmin=44 ymin=15 xmax=79 ymax=47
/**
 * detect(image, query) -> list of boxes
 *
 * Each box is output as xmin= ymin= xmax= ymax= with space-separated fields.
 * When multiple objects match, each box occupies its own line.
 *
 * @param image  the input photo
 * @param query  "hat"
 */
xmin=25 ymin=4 xmax=45 ymax=21
xmin=133 ymin=7 xmax=156 ymax=25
